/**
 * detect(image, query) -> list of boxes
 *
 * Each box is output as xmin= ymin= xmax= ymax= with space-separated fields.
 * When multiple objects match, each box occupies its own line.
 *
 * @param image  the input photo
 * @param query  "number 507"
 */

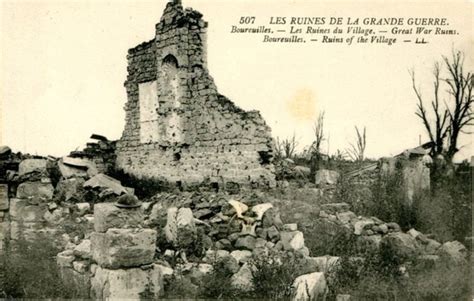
xmin=240 ymin=16 xmax=256 ymax=24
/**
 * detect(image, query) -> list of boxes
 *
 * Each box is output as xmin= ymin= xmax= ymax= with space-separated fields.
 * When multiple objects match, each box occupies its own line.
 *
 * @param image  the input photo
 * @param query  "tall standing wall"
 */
xmin=116 ymin=0 xmax=275 ymax=189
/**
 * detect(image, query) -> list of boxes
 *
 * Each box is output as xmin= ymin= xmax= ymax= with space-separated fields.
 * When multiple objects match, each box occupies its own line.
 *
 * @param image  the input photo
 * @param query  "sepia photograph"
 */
xmin=0 ymin=0 xmax=472 ymax=299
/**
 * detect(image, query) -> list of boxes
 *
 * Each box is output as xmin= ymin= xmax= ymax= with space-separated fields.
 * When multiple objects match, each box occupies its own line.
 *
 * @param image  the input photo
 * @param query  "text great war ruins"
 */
xmin=116 ymin=0 xmax=275 ymax=190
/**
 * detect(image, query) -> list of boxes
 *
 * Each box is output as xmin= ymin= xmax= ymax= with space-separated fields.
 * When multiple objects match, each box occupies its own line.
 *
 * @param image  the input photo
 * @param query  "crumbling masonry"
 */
xmin=115 ymin=0 xmax=275 ymax=189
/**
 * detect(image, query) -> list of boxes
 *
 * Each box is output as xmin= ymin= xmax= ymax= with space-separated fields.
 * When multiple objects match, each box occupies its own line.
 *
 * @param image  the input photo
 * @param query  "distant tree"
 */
xmin=310 ymin=111 xmax=325 ymax=155
xmin=347 ymin=126 xmax=366 ymax=162
xmin=410 ymin=50 xmax=473 ymax=162
xmin=309 ymin=111 xmax=325 ymax=177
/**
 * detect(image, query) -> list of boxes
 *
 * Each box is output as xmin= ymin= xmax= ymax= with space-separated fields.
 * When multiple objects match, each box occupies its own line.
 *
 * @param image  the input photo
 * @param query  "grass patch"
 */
xmin=0 ymin=235 xmax=89 ymax=299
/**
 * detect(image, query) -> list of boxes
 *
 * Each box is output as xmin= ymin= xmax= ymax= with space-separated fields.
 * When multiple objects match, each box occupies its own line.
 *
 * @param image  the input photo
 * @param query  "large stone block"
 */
xmin=380 ymin=232 xmax=420 ymax=262
xmin=436 ymin=241 xmax=467 ymax=264
xmin=10 ymin=221 xmax=47 ymax=241
xmin=231 ymin=263 xmax=254 ymax=292
xmin=16 ymin=182 xmax=54 ymax=204
xmin=93 ymin=203 xmax=143 ymax=233
xmin=55 ymin=177 xmax=86 ymax=202
xmin=280 ymin=231 xmax=305 ymax=251
xmin=9 ymin=198 xmax=27 ymax=220
xmin=292 ymin=272 xmax=328 ymax=301
xmin=0 ymin=222 xmax=10 ymax=242
xmin=91 ymin=228 xmax=156 ymax=269
xmin=315 ymin=169 xmax=340 ymax=186
xmin=91 ymin=264 xmax=163 ymax=299
xmin=18 ymin=159 xmax=48 ymax=176
xmin=84 ymin=174 xmax=128 ymax=195
xmin=10 ymin=201 xmax=46 ymax=223
xmin=0 ymin=184 xmax=9 ymax=211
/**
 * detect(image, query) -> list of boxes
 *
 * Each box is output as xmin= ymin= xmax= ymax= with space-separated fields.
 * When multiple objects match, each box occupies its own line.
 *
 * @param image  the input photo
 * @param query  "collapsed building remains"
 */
xmin=115 ymin=0 xmax=275 ymax=190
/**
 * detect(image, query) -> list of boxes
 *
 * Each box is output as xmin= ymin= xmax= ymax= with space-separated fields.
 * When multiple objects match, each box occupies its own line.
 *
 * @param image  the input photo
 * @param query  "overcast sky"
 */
xmin=1 ymin=0 xmax=472 ymax=161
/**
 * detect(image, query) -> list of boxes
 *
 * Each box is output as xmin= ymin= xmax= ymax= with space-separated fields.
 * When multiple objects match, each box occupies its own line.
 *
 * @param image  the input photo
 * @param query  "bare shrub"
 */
xmin=346 ymin=126 xmax=366 ymax=163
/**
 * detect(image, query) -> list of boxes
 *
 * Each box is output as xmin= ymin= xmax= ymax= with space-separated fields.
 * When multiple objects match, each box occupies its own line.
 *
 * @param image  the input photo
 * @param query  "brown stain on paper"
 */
xmin=287 ymin=88 xmax=317 ymax=122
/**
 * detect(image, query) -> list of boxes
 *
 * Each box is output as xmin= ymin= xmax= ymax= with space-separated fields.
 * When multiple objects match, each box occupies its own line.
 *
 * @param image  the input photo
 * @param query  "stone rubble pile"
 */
xmin=317 ymin=202 xmax=468 ymax=266
xmin=141 ymin=192 xmax=337 ymax=299
xmin=0 ymin=138 xmax=134 ymax=254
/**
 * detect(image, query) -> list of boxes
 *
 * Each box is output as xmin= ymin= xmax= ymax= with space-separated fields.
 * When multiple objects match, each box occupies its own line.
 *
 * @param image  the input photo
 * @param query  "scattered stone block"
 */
xmin=424 ymin=238 xmax=442 ymax=254
xmin=57 ymin=250 xmax=75 ymax=267
xmin=315 ymin=169 xmax=340 ymax=185
xmin=336 ymin=211 xmax=357 ymax=224
xmin=436 ymin=241 xmax=467 ymax=264
xmin=18 ymin=159 xmax=48 ymax=176
xmin=280 ymin=231 xmax=305 ymax=251
xmin=282 ymin=223 xmax=298 ymax=231
xmin=73 ymin=260 xmax=90 ymax=273
xmin=353 ymin=219 xmax=375 ymax=235
xmin=231 ymin=263 xmax=254 ymax=292
xmin=267 ymin=225 xmax=280 ymax=241
xmin=56 ymin=177 xmax=86 ymax=202
xmin=230 ymin=250 xmax=252 ymax=264
xmin=91 ymin=264 xmax=163 ymax=299
xmin=0 ymin=222 xmax=10 ymax=241
xmin=16 ymin=182 xmax=54 ymax=204
xmin=93 ymin=203 xmax=143 ymax=233
xmin=91 ymin=228 xmax=157 ymax=269
xmin=380 ymin=232 xmax=420 ymax=261
xmin=75 ymin=203 xmax=91 ymax=216
xmin=73 ymin=239 xmax=91 ymax=259
xmin=292 ymin=272 xmax=328 ymax=301
xmin=58 ymin=159 xmax=88 ymax=179
xmin=235 ymin=235 xmax=257 ymax=250
xmin=0 ymin=184 xmax=9 ymax=211
xmin=84 ymin=173 xmax=128 ymax=195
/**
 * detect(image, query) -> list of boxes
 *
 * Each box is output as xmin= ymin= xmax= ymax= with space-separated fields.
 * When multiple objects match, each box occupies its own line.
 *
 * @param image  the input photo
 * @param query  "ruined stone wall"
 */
xmin=116 ymin=0 xmax=275 ymax=189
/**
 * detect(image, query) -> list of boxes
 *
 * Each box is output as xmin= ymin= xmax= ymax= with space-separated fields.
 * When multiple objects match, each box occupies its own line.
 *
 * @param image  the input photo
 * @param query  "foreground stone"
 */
xmin=292 ymin=272 xmax=328 ymax=301
xmin=18 ymin=159 xmax=48 ymax=176
xmin=58 ymin=159 xmax=88 ymax=179
xmin=280 ymin=231 xmax=305 ymax=251
xmin=16 ymin=182 xmax=54 ymax=204
xmin=93 ymin=203 xmax=143 ymax=233
xmin=55 ymin=178 xmax=86 ymax=202
xmin=436 ymin=241 xmax=467 ymax=264
xmin=91 ymin=228 xmax=156 ymax=269
xmin=73 ymin=239 xmax=91 ymax=259
xmin=380 ymin=232 xmax=420 ymax=261
xmin=315 ymin=169 xmax=339 ymax=186
xmin=231 ymin=263 xmax=254 ymax=292
xmin=91 ymin=264 xmax=163 ymax=299
xmin=84 ymin=173 xmax=128 ymax=195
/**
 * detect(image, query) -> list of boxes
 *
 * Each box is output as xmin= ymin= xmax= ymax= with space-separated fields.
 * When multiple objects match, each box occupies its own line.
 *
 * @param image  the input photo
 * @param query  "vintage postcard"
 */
xmin=0 ymin=0 xmax=472 ymax=299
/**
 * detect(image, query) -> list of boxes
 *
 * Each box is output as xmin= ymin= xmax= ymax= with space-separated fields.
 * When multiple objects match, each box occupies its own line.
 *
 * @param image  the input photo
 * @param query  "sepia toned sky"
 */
xmin=1 ymin=0 xmax=472 ymax=161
